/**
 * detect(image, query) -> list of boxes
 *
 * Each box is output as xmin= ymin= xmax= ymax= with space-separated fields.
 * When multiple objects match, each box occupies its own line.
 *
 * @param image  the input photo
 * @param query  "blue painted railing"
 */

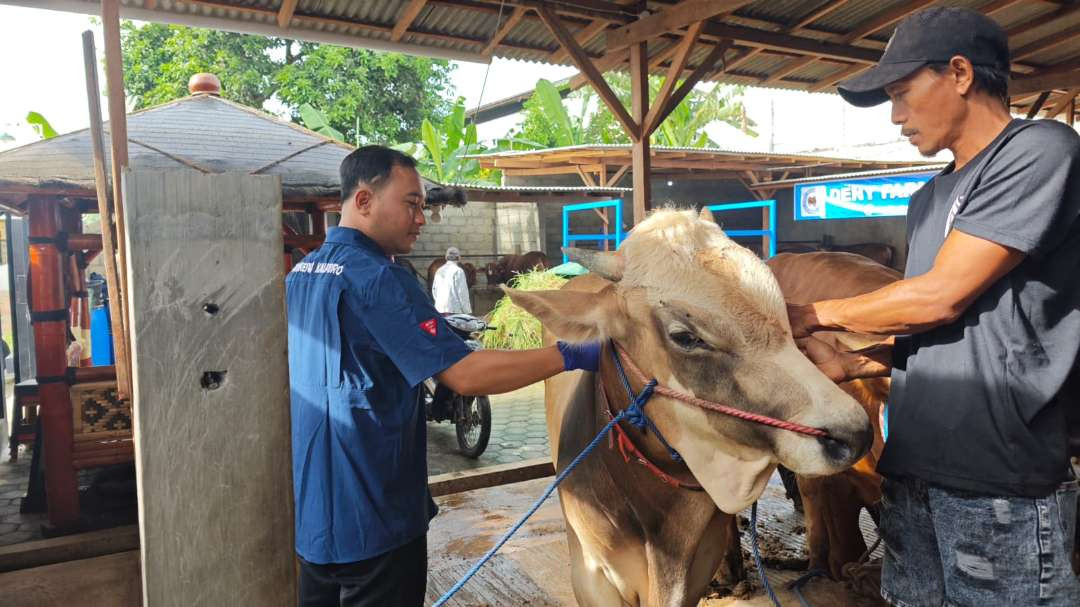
xmin=704 ymin=200 xmax=777 ymax=258
xmin=561 ymin=199 xmax=624 ymax=263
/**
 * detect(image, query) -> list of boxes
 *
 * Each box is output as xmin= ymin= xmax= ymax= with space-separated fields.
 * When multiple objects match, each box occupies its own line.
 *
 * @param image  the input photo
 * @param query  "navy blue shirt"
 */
xmin=286 ymin=227 xmax=471 ymax=564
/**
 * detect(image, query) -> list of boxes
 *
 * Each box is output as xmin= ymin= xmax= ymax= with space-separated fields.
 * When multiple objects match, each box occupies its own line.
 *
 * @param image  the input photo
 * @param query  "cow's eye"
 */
xmin=669 ymin=329 xmax=710 ymax=351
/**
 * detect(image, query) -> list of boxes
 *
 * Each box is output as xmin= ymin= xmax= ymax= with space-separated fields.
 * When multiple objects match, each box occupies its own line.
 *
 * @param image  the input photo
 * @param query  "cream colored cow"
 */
xmin=506 ymin=208 xmax=873 ymax=607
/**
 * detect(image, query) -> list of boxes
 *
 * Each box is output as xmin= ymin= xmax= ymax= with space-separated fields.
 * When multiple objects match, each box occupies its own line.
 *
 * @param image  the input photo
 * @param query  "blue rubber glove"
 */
xmin=557 ymin=340 xmax=602 ymax=373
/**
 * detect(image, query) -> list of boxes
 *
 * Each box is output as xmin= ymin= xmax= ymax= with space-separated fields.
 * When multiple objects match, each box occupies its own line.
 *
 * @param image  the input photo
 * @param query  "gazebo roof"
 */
xmin=0 ymin=92 xmax=463 ymax=213
xmin=16 ymin=0 xmax=1080 ymax=120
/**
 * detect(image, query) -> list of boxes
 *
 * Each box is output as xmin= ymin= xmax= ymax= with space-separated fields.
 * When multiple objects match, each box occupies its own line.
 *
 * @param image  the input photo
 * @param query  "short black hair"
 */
xmin=340 ymin=145 xmax=418 ymax=202
xmin=927 ymin=61 xmax=1009 ymax=106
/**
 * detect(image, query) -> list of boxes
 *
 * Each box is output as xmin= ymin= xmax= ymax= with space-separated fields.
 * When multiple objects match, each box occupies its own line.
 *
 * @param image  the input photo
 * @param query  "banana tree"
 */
xmin=298 ymin=103 xmax=345 ymax=141
xmin=26 ymin=111 xmax=59 ymax=139
xmin=414 ymin=98 xmax=497 ymax=184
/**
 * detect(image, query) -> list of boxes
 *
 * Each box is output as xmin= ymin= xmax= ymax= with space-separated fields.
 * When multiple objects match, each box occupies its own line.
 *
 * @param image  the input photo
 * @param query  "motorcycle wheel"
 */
xmin=455 ymin=395 xmax=492 ymax=459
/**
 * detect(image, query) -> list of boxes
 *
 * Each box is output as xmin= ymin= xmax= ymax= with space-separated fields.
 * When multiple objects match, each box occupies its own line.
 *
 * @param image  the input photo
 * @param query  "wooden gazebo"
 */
xmin=0 ymin=81 xmax=464 ymax=530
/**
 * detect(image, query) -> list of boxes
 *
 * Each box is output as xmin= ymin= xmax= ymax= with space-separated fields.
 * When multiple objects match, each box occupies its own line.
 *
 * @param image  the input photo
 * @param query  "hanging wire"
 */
xmin=452 ymin=0 xmax=505 ymax=180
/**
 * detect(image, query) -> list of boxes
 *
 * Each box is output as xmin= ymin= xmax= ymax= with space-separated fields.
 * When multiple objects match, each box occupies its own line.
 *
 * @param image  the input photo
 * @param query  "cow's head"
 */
xmin=507 ymin=208 xmax=872 ymax=513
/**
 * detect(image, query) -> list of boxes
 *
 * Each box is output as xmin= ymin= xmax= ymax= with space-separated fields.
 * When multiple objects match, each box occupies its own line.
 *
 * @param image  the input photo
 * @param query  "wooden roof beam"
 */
xmin=1013 ymin=23 xmax=1080 ymax=61
xmin=1010 ymin=67 xmax=1080 ymax=95
xmin=607 ymin=0 xmax=753 ymax=51
xmin=1006 ymin=4 xmax=1080 ymax=38
xmin=702 ymin=22 xmax=881 ymax=64
xmin=645 ymin=21 xmax=705 ymax=137
xmin=762 ymin=0 xmax=936 ymax=85
xmin=1025 ymin=91 xmax=1052 ymax=118
xmin=645 ymin=38 xmax=732 ymax=136
xmin=391 ymin=0 xmax=430 ymax=42
xmin=481 ymin=6 xmax=529 ymax=56
xmin=790 ymin=0 xmax=849 ymax=30
xmin=277 ymin=0 xmax=299 ymax=28
xmin=1045 ymin=88 xmax=1080 ymax=118
xmin=549 ymin=20 xmax=610 ymax=63
xmin=538 ymin=6 xmax=640 ymax=140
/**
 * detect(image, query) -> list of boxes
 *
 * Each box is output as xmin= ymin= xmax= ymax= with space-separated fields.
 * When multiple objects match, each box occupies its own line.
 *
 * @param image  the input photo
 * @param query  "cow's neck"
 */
xmin=595 ymin=345 xmax=700 ymax=491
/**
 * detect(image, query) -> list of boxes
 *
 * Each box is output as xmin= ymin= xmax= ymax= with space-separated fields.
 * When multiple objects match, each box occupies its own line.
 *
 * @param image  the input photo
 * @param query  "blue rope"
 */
xmin=788 ymin=569 xmax=827 ymax=607
xmin=749 ymin=501 xmax=783 ymax=607
xmin=610 ymin=344 xmax=684 ymax=462
xmin=432 ymin=409 xmax=629 ymax=607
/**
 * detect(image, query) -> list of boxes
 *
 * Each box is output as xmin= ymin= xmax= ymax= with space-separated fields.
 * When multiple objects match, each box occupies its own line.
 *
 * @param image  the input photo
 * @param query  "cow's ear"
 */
xmin=504 ymin=284 xmax=624 ymax=342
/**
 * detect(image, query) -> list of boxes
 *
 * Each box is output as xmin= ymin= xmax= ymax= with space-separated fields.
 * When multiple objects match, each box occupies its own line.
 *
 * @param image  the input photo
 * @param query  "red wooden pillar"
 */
xmin=310 ymin=209 xmax=326 ymax=237
xmin=28 ymin=196 xmax=79 ymax=528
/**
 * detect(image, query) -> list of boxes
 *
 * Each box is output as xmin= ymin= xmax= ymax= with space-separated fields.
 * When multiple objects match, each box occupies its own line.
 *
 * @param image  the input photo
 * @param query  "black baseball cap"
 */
xmin=837 ymin=7 xmax=1010 ymax=107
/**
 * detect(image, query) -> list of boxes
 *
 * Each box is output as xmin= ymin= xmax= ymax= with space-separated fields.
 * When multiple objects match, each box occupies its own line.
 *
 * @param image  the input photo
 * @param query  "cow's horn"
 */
xmin=562 ymin=247 xmax=624 ymax=282
xmin=699 ymin=206 xmax=717 ymax=224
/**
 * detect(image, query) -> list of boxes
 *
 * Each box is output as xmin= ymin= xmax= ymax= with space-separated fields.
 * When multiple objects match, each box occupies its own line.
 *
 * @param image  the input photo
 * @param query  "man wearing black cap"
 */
xmin=787 ymin=6 xmax=1080 ymax=606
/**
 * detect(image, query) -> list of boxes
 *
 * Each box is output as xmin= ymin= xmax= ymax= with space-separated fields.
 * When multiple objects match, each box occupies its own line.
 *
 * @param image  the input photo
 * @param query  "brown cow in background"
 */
xmin=484 ymin=251 xmax=551 ymax=286
xmin=767 ymin=251 xmax=900 ymax=580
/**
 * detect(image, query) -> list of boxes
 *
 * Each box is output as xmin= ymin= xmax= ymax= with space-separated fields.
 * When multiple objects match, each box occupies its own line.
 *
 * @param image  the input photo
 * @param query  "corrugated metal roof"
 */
xmin=764 ymin=164 xmax=949 ymax=187
xmin=465 ymin=143 xmax=932 ymax=166
xmin=0 ymin=93 xmax=460 ymax=203
xmin=453 ymin=183 xmax=631 ymax=193
xmin=15 ymin=0 xmax=1080 ymax=112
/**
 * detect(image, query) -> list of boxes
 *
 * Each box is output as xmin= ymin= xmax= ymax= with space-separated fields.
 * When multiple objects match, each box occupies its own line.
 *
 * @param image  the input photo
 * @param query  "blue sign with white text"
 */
xmin=793 ymin=172 xmax=937 ymax=221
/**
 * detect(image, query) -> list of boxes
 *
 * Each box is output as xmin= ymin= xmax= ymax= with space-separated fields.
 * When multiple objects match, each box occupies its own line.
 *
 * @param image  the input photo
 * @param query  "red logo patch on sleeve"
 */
xmin=419 ymin=318 xmax=438 ymax=337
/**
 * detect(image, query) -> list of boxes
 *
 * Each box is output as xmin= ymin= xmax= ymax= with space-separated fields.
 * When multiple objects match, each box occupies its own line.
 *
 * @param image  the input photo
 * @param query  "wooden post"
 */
xmin=28 ymin=197 xmax=79 ymax=528
xmin=101 ymin=0 xmax=132 ymax=397
xmin=124 ymin=170 xmax=294 ymax=605
xmin=630 ymin=42 xmax=651 ymax=224
xmin=82 ymin=30 xmax=132 ymax=399
xmin=61 ymin=207 xmax=91 ymax=366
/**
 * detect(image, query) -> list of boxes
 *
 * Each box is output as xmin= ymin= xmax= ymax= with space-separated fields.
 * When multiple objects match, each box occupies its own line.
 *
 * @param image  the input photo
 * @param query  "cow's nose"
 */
xmin=817 ymin=422 xmax=872 ymax=465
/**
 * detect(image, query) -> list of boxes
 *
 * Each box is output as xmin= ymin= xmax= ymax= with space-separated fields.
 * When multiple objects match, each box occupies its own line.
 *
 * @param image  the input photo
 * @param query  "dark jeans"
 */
xmin=298 ymin=534 xmax=427 ymax=607
xmin=879 ymin=476 xmax=1080 ymax=607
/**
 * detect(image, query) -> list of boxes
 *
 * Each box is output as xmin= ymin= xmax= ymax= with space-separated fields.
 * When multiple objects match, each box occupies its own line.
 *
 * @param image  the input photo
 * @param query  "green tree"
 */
xmin=121 ymin=23 xmax=454 ymax=145
xmin=395 ymin=98 xmax=499 ymax=185
xmin=508 ymin=74 xmax=756 ymax=149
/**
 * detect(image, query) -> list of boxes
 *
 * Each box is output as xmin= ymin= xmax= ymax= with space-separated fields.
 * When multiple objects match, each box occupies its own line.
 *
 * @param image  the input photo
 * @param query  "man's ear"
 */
xmin=948 ymin=55 xmax=975 ymax=96
xmin=504 ymin=284 xmax=624 ymax=342
xmin=351 ymin=186 xmax=373 ymax=215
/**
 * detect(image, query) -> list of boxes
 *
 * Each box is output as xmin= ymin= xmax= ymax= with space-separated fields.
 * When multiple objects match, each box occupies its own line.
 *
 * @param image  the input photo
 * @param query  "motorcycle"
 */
xmin=422 ymin=313 xmax=493 ymax=458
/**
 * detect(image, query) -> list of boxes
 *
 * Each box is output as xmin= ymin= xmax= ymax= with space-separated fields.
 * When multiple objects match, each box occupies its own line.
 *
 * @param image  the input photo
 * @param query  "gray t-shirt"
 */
xmin=877 ymin=119 xmax=1080 ymax=497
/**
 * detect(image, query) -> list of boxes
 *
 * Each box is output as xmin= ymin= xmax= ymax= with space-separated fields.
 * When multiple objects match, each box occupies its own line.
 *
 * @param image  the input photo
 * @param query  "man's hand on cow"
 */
xmin=795 ymin=336 xmax=848 ymax=383
xmin=557 ymin=340 xmax=602 ymax=373
xmin=787 ymin=302 xmax=823 ymax=339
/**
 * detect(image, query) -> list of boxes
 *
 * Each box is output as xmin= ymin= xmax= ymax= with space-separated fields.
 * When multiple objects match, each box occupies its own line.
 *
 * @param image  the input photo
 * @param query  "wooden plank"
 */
xmin=101 ymin=0 xmax=133 ymax=399
xmin=631 ymin=42 xmax=651 ymax=224
xmin=606 ymin=0 xmax=753 ymax=51
xmin=0 ymin=550 xmax=141 ymax=607
xmin=123 ymin=170 xmax=294 ymax=606
xmin=808 ymin=62 xmax=866 ymax=92
xmin=538 ymin=6 xmax=640 ymax=140
xmin=82 ymin=31 xmax=131 ymax=403
xmin=428 ymin=458 xmax=554 ymax=497
xmin=481 ymin=6 xmax=528 ymax=56
xmin=391 ymin=0 xmax=430 ymax=42
xmin=0 ymin=527 xmax=138 ymax=574
xmin=276 ymin=0 xmax=299 ymax=28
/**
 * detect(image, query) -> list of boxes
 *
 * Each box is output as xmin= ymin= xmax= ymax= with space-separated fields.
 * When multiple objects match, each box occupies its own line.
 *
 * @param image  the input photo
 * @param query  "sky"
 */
xmin=0 ymin=4 xmax=933 ymax=161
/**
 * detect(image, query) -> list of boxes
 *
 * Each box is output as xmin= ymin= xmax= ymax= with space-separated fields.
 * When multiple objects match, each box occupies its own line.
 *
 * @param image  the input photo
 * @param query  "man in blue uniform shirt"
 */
xmin=286 ymin=146 xmax=600 ymax=606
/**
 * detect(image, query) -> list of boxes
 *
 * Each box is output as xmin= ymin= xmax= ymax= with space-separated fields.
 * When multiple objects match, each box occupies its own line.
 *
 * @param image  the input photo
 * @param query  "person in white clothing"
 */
xmin=432 ymin=247 xmax=472 ymax=314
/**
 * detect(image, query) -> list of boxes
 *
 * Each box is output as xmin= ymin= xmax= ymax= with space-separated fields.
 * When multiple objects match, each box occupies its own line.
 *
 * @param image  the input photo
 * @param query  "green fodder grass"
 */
xmin=481 ymin=269 xmax=568 ymax=350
